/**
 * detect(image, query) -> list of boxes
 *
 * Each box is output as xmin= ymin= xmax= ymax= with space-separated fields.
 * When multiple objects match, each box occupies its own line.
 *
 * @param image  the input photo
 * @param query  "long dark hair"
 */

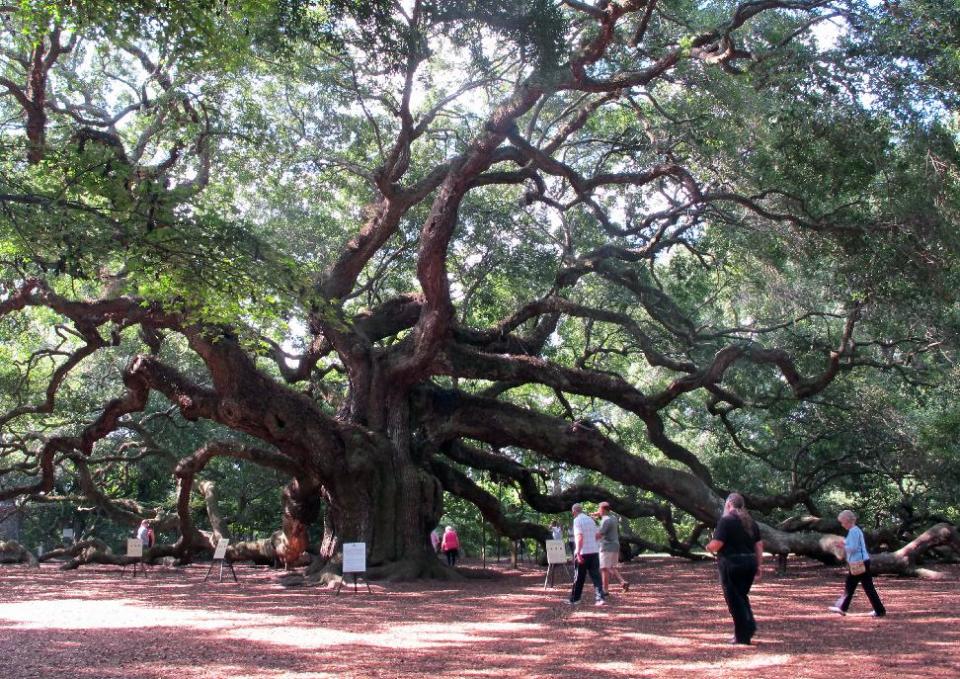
xmin=726 ymin=492 xmax=754 ymax=533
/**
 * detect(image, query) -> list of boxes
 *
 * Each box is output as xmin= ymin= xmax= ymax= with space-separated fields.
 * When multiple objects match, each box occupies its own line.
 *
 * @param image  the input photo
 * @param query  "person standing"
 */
xmin=828 ymin=509 xmax=886 ymax=617
xmin=595 ymin=502 xmax=629 ymax=593
xmin=568 ymin=503 xmax=605 ymax=606
xmin=441 ymin=525 xmax=460 ymax=567
xmin=706 ymin=492 xmax=763 ymax=645
xmin=137 ymin=519 xmax=151 ymax=547
xmin=430 ymin=527 xmax=442 ymax=554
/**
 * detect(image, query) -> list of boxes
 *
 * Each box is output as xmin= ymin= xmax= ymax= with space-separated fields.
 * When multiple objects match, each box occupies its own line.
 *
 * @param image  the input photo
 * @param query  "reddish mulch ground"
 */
xmin=1 ymin=556 xmax=958 ymax=679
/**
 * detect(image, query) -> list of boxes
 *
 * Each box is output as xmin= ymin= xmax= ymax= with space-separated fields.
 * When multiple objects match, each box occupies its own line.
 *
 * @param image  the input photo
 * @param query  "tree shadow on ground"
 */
xmin=1 ymin=557 xmax=958 ymax=678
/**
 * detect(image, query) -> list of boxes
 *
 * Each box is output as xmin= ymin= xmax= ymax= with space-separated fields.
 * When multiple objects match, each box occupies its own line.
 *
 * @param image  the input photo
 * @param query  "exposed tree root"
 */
xmin=0 ymin=540 xmax=38 ymax=566
xmin=365 ymin=557 xmax=462 ymax=582
xmin=38 ymin=539 xmax=109 ymax=563
xmin=283 ymin=555 xmax=461 ymax=588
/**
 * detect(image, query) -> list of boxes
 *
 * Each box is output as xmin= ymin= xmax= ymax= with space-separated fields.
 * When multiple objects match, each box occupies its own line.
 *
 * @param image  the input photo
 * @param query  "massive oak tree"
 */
xmin=1 ymin=0 xmax=958 ymax=578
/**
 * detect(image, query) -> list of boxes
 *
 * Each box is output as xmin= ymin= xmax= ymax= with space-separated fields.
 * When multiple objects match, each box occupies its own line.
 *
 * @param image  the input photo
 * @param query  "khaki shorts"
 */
xmin=599 ymin=550 xmax=619 ymax=569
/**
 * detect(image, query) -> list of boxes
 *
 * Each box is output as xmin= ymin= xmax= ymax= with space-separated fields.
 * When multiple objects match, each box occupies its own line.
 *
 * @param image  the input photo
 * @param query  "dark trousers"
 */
xmin=836 ymin=560 xmax=885 ymax=614
xmin=719 ymin=554 xmax=758 ymax=643
xmin=445 ymin=548 xmax=458 ymax=566
xmin=570 ymin=552 xmax=604 ymax=602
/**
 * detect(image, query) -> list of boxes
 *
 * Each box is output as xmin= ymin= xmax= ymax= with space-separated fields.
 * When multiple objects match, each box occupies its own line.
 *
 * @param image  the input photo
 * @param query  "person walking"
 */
xmin=595 ymin=502 xmax=629 ymax=593
xmin=430 ymin=527 xmax=442 ymax=555
xmin=441 ymin=525 xmax=460 ymax=567
xmin=568 ymin=503 xmax=605 ymax=606
xmin=828 ymin=509 xmax=886 ymax=617
xmin=706 ymin=492 xmax=763 ymax=645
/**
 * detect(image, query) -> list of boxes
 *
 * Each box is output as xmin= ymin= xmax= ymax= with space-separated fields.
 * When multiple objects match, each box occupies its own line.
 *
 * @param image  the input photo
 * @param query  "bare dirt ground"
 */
xmin=1 ymin=556 xmax=958 ymax=679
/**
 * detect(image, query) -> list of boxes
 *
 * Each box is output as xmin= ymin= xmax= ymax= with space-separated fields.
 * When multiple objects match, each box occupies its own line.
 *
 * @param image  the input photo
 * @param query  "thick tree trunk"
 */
xmin=164 ymin=335 xmax=453 ymax=579
xmin=312 ymin=437 xmax=446 ymax=580
xmin=293 ymin=382 xmax=449 ymax=582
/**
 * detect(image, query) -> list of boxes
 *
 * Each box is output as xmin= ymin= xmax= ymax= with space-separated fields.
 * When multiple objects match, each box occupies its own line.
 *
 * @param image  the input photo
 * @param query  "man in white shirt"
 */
xmin=568 ymin=503 xmax=605 ymax=605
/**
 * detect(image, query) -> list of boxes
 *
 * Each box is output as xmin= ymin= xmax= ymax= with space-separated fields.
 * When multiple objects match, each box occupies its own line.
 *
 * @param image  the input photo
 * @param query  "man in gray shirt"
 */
xmin=596 ymin=501 xmax=629 ymax=594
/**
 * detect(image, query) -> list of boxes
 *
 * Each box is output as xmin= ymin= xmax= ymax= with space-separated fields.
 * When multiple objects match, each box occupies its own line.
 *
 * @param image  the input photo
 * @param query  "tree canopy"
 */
xmin=1 ymin=0 xmax=959 ymax=577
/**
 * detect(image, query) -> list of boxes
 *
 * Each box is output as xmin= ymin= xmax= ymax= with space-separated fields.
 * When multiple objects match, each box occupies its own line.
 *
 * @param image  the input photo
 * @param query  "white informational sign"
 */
xmin=545 ymin=539 xmax=568 ymax=565
xmin=213 ymin=538 xmax=229 ymax=560
xmin=126 ymin=538 xmax=144 ymax=558
xmin=342 ymin=542 xmax=366 ymax=573
xmin=62 ymin=528 xmax=74 ymax=540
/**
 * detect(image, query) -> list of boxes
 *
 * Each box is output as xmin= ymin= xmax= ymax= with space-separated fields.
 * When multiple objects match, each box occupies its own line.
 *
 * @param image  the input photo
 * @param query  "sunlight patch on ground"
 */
xmin=0 ymin=599 xmax=295 ymax=631
xmin=619 ymin=631 xmax=699 ymax=648
xmin=188 ymin=669 xmax=337 ymax=679
xmin=584 ymin=661 xmax=644 ymax=673
xmin=0 ymin=598 xmax=543 ymax=652
xmin=665 ymin=653 xmax=794 ymax=671
xmin=224 ymin=620 xmax=537 ymax=650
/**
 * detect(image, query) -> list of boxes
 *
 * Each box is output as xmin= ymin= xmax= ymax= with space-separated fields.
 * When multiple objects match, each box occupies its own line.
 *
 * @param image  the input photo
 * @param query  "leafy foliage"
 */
xmin=0 ymin=0 xmax=958 ymax=570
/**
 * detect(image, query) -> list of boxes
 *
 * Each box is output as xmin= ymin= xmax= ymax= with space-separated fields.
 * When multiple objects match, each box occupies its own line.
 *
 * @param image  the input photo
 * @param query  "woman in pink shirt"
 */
xmin=441 ymin=526 xmax=460 ymax=567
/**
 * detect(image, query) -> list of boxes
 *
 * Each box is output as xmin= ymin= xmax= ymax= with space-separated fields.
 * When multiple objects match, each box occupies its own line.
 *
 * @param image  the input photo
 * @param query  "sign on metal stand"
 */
xmin=120 ymin=538 xmax=148 ymax=577
xmin=204 ymin=538 xmax=238 ymax=583
xmin=335 ymin=542 xmax=371 ymax=595
xmin=543 ymin=539 xmax=572 ymax=590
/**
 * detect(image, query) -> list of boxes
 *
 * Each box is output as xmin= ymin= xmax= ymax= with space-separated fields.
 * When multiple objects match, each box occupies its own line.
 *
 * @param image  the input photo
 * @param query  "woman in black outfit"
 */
xmin=706 ymin=492 xmax=764 ymax=645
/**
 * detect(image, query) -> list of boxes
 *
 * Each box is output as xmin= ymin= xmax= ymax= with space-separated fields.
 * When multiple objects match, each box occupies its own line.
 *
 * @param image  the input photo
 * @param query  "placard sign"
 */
xmin=62 ymin=528 xmax=74 ymax=540
xmin=204 ymin=538 xmax=238 ymax=583
xmin=342 ymin=542 xmax=366 ymax=573
xmin=126 ymin=538 xmax=144 ymax=558
xmin=545 ymin=539 xmax=568 ymax=565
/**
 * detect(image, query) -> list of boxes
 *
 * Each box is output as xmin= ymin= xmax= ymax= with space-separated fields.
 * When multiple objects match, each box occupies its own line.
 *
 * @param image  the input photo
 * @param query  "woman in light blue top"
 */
xmin=828 ymin=509 xmax=886 ymax=617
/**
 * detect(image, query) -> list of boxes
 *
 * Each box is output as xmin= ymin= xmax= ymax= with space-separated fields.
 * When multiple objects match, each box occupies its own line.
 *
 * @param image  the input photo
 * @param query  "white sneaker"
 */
xmin=595 ymin=599 xmax=605 ymax=606
xmin=828 ymin=606 xmax=845 ymax=616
